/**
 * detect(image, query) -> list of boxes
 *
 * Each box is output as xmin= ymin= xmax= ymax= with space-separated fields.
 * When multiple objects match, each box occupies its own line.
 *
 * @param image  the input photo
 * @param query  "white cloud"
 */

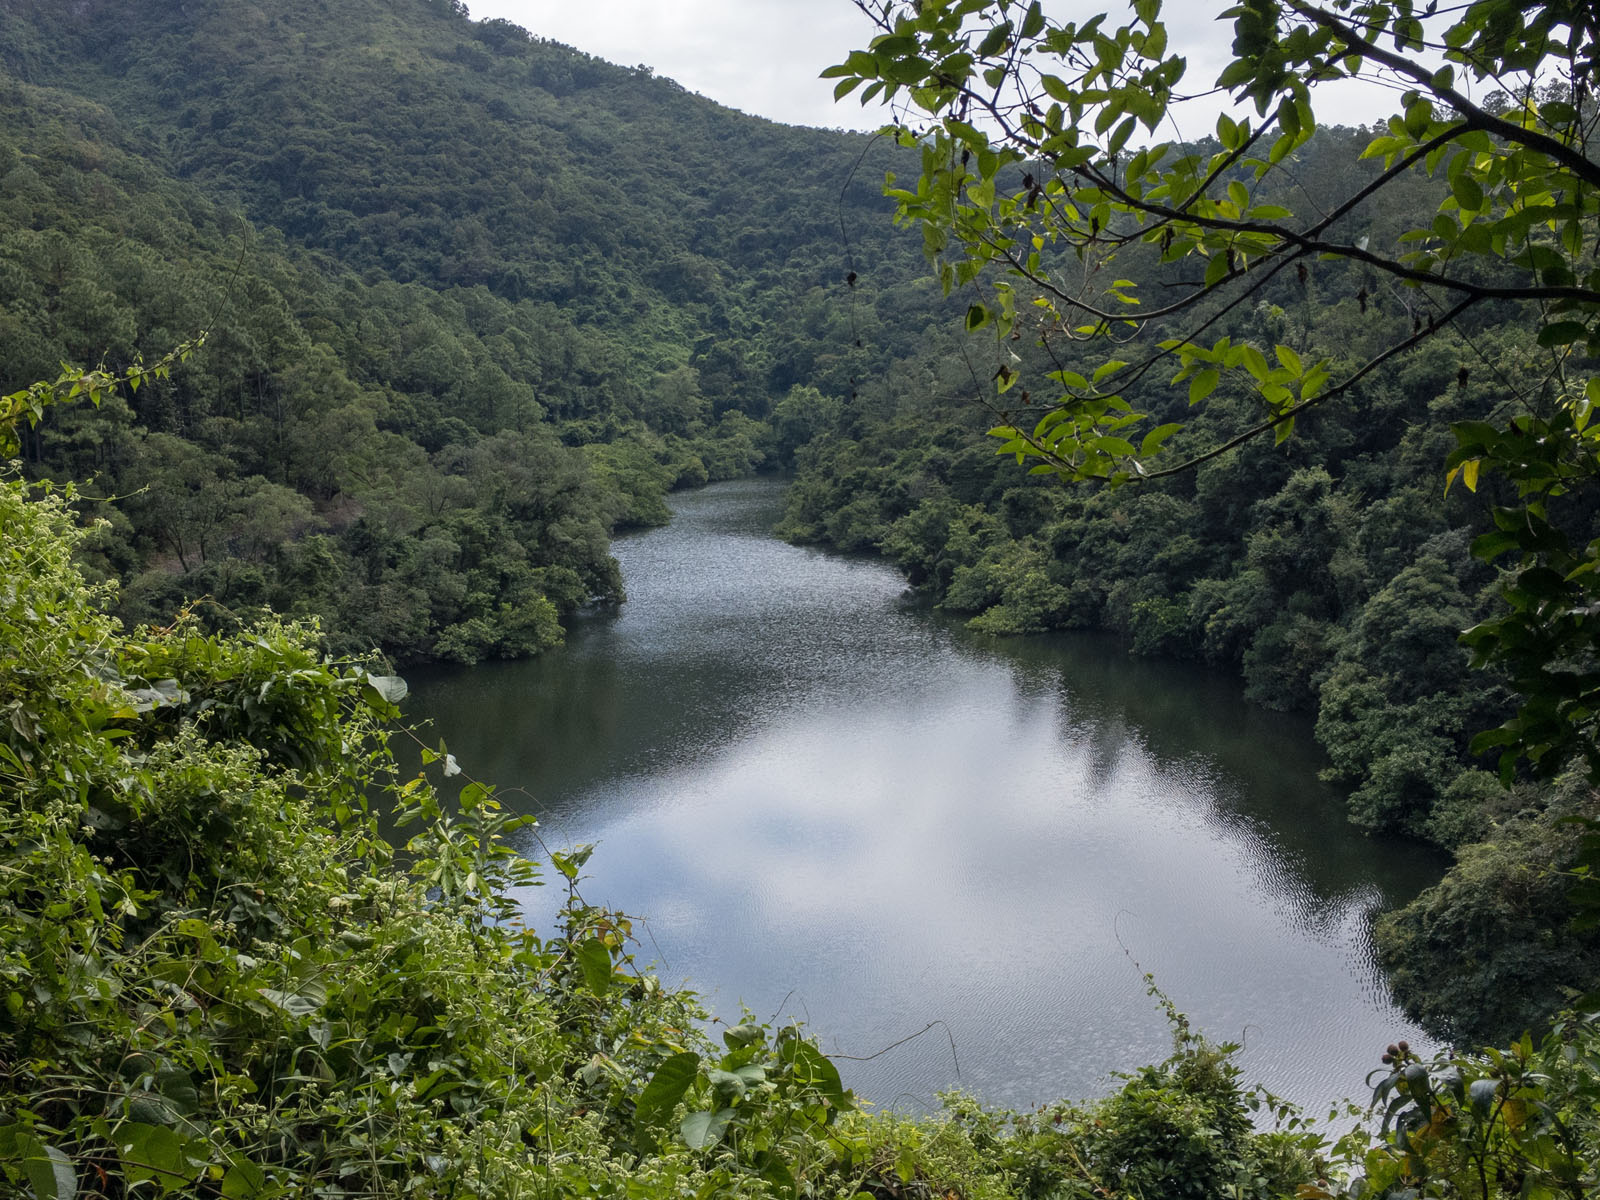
xmin=462 ymin=1 xmax=1430 ymax=136
xmin=465 ymin=0 xmax=889 ymax=129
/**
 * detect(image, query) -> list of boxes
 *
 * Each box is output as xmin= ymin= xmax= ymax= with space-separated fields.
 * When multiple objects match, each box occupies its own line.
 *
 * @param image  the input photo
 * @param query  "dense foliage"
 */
xmin=8 ymin=0 xmax=1600 ymax=1194
xmin=0 ymin=457 xmax=1452 ymax=1200
xmin=0 ymin=0 xmax=964 ymax=665
xmin=2 ymin=436 xmax=1599 ymax=1200
xmin=0 ymin=468 xmax=827 ymax=1197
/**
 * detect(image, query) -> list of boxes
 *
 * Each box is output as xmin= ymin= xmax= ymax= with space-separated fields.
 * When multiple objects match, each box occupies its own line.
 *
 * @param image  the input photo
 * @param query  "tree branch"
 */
xmin=1287 ymin=1 xmax=1600 ymax=191
xmin=1141 ymin=294 xmax=1480 ymax=479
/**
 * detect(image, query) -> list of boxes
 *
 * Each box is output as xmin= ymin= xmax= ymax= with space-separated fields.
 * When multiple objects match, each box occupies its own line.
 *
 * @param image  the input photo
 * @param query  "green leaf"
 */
xmin=896 ymin=1144 xmax=918 ymax=1183
xmin=257 ymin=982 xmax=326 ymax=1017
xmin=220 ymin=1159 xmax=267 ymax=1199
xmin=1451 ymin=172 xmax=1484 ymax=211
xmin=1537 ymin=321 xmax=1588 ymax=347
xmin=363 ymin=673 xmax=408 ymax=704
xmin=459 ymin=780 xmax=493 ymax=812
xmin=1470 ymin=531 xmax=1522 ymax=562
xmin=1540 ymin=100 xmax=1577 ymax=125
xmin=758 ymin=1152 xmax=796 ymax=1193
xmin=1240 ymin=345 xmax=1270 ymax=381
xmin=680 ymin=1107 xmax=734 ymax=1150
xmin=1141 ymin=22 xmax=1167 ymax=62
xmin=707 ymin=1068 xmax=748 ymax=1098
xmin=128 ymin=1083 xmax=197 ymax=1130
xmin=575 ymin=938 xmax=613 ymax=997
xmin=976 ymin=23 xmax=1010 ymax=57
xmin=779 ymin=1037 xmax=848 ymax=1111
xmin=965 ymin=303 xmax=990 ymax=331
xmin=1188 ymin=368 xmax=1220 ymax=405
xmin=1108 ymin=115 xmax=1136 ymax=156
xmin=842 ymin=50 xmax=877 ymax=77
xmin=1451 ymin=420 xmax=1501 ymax=450
xmin=1039 ymin=74 xmax=1074 ymax=103
xmin=1091 ymin=436 xmax=1137 ymax=457
xmin=636 ymin=1051 xmax=701 ymax=1128
xmin=18 ymin=1135 xmax=75 ymax=1200
xmin=118 ymin=1123 xmax=197 ymax=1193
xmin=1140 ymin=423 xmax=1181 ymax=456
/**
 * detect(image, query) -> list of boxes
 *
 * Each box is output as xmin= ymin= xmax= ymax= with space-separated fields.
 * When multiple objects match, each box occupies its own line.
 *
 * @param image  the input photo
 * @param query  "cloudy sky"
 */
xmin=462 ymin=1 xmax=1428 ymax=133
xmin=464 ymin=0 xmax=887 ymax=129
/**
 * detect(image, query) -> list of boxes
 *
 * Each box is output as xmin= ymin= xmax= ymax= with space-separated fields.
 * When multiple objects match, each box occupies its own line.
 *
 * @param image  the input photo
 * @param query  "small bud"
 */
xmin=1397 ymin=1040 xmax=1409 ymax=1054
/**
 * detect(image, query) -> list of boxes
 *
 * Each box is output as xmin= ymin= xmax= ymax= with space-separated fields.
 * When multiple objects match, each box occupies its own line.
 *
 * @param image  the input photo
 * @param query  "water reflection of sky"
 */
xmin=412 ymin=478 xmax=1442 ymax=1115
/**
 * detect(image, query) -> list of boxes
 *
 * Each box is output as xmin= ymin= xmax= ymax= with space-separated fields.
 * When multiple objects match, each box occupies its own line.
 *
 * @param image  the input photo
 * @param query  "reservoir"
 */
xmin=409 ymin=477 xmax=1441 ymax=1114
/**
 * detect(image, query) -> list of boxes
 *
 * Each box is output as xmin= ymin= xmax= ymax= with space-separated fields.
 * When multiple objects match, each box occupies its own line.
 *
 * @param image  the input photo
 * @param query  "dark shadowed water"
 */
xmin=408 ymin=478 xmax=1444 ymax=1115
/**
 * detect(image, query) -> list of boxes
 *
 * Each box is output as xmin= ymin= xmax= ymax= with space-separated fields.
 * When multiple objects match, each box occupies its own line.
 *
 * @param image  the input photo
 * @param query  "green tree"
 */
xmin=1374 ymin=796 xmax=1600 ymax=1044
xmin=832 ymin=0 xmax=1600 ymax=781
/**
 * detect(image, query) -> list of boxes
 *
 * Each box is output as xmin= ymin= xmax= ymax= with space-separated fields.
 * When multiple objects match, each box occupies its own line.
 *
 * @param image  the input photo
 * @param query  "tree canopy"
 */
xmin=829 ymin=0 xmax=1600 ymax=782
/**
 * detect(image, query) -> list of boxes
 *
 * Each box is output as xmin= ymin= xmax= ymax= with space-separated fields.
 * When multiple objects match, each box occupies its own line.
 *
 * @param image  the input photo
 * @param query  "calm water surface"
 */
xmin=409 ymin=478 xmax=1443 ymax=1114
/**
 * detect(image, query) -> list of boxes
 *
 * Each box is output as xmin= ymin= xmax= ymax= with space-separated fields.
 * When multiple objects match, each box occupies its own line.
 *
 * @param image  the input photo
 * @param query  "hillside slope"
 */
xmin=0 ymin=0 xmax=954 ymax=661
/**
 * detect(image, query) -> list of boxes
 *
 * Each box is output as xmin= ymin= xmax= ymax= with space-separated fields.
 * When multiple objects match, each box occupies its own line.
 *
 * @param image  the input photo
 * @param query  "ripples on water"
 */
xmin=410 ymin=478 xmax=1443 ymax=1115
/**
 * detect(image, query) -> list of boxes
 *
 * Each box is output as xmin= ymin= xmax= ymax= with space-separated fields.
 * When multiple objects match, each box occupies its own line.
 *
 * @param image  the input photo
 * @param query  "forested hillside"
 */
xmin=0 ymin=0 xmax=951 ymax=662
xmin=7 ymin=0 xmax=1600 ymax=1195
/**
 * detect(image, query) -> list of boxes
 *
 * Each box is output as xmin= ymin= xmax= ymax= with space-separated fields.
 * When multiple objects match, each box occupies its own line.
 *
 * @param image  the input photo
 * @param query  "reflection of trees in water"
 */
xmin=404 ymin=647 xmax=625 ymax=806
xmin=961 ymin=623 xmax=1446 ymax=932
xmin=404 ymin=484 xmax=1439 ymax=1112
xmin=412 ymin=481 xmax=1443 ymax=959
